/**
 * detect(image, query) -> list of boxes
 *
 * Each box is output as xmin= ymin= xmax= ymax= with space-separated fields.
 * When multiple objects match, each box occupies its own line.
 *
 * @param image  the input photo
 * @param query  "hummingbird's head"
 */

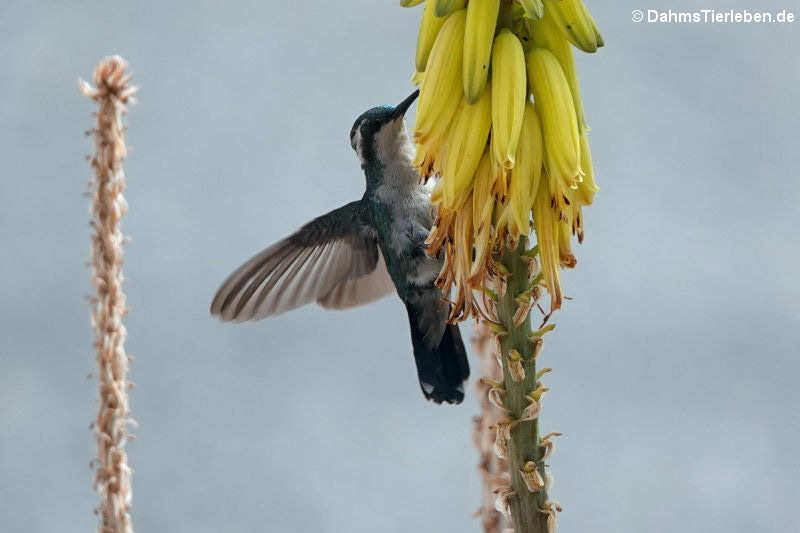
xmin=349 ymin=90 xmax=418 ymax=177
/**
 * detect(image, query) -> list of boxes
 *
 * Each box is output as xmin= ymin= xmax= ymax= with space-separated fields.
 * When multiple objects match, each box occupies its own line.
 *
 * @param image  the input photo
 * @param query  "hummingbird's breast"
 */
xmin=369 ymin=181 xmax=441 ymax=299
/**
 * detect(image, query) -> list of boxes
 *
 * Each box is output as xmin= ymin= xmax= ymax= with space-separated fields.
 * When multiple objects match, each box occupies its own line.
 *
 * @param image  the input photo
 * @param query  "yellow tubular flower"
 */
xmin=525 ymin=110 xmax=545 ymax=208
xmin=492 ymin=202 xmax=509 ymax=246
xmin=547 ymin=0 xmax=604 ymax=53
xmin=450 ymin=197 xmax=475 ymax=321
xmin=400 ymin=0 xmax=425 ymax=6
xmin=490 ymin=148 xmax=508 ymax=198
xmin=546 ymin=163 xmax=574 ymax=218
xmin=416 ymin=9 xmax=466 ymax=129
xmin=587 ymin=8 xmax=605 ymax=48
xmin=491 ymin=29 xmax=527 ymax=170
xmin=415 ymin=0 xmax=465 ymax=72
xmin=470 ymin=155 xmax=496 ymax=283
xmin=430 ymin=179 xmax=444 ymax=204
xmin=425 ymin=206 xmax=455 ymax=256
xmin=573 ymin=204 xmax=584 ymax=243
xmin=440 ymin=85 xmax=492 ymax=210
xmin=472 ymin=150 xmax=496 ymax=225
xmin=576 ymin=129 xmax=599 ymax=205
xmin=526 ymin=48 xmax=581 ymax=190
xmin=414 ymin=9 xmax=467 ymax=178
xmin=558 ymin=212 xmax=577 ymax=268
xmin=531 ymin=6 xmax=586 ymax=132
xmin=463 ymin=0 xmax=500 ymax=104
xmin=508 ymin=102 xmax=543 ymax=239
xmin=532 ymin=177 xmax=562 ymax=311
xmin=469 ymin=213 xmax=494 ymax=285
xmin=496 ymin=200 xmax=518 ymax=244
xmin=414 ymin=106 xmax=457 ymax=179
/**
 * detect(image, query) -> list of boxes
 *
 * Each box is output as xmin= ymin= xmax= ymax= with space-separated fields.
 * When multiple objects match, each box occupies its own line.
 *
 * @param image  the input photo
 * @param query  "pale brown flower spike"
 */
xmin=472 ymin=324 xmax=513 ymax=533
xmin=80 ymin=55 xmax=137 ymax=533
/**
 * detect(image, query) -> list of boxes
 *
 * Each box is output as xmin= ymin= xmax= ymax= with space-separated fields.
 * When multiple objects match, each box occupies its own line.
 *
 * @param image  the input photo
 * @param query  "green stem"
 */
xmin=498 ymin=239 xmax=548 ymax=533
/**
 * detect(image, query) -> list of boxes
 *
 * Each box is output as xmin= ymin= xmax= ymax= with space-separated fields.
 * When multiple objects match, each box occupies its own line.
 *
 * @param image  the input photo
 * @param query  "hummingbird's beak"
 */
xmin=393 ymin=89 xmax=419 ymax=120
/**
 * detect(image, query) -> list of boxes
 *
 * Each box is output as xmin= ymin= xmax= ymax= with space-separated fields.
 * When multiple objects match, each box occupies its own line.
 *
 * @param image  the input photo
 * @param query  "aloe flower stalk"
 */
xmin=401 ymin=0 xmax=604 ymax=531
xmin=493 ymin=240 xmax=558 ymax=532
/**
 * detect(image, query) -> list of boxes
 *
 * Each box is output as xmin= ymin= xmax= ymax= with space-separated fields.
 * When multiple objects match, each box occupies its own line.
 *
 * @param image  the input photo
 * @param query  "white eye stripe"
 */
xmin=350 ymin=120 xmax=364 ymax=148
xmin=352 ymin=126 xmax=365 ymax=166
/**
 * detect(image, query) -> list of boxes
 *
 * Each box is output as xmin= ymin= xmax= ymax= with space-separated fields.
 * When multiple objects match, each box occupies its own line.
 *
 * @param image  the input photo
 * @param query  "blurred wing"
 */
xmin=318 ymin=252 xmax=394 ymax=309
xmin=210 ymin=201 xmax=390 ymax=322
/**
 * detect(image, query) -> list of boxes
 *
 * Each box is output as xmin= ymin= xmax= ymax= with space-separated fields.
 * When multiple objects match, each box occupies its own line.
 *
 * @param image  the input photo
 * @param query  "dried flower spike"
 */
xmin=81 ymin=55 xmax=136 ymax=533
xmin=472 ymin=323 xmax=512 ymax=533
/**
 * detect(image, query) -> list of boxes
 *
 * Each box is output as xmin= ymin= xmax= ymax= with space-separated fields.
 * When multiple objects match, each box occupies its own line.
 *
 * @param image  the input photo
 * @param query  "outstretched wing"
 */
xmin=318 ymin=252 xmax=393 ymax=310
xmin=210 ymin=201 xmax=394 ymax=322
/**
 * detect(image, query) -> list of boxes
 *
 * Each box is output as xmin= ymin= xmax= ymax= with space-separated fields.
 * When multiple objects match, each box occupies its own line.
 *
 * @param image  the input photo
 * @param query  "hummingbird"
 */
xmin=210 ymin=90 xmax=469 ymax=404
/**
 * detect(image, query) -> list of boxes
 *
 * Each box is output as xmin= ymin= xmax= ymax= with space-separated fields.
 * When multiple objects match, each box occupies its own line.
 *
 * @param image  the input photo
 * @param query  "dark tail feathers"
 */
xmin=406 ymin=310 xmax=470 ymax=404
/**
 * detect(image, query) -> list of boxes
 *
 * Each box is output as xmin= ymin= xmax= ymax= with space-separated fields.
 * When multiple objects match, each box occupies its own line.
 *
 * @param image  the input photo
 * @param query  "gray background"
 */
xmin=1 ymin=1 xmax=798 ymax=532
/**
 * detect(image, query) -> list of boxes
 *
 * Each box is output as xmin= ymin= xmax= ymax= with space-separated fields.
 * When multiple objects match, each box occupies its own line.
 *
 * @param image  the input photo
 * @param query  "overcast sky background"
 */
xmin=1 ymin=1 xmax=798 ymax=532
